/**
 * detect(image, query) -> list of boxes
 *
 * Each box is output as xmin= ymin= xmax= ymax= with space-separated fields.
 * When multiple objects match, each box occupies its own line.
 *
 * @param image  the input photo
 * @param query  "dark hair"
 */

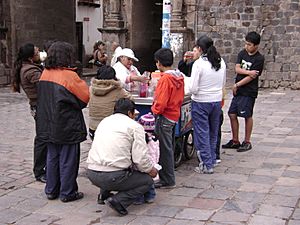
xmin=13 ymin=43 xmax=35 ymax=92
xmin=245 ymin=31 xmax=261 ymax=45
xmin=43 ymin=39 xmax=57 ymax=52
xmin=113 ymin=98 xmax=135 ymax=116
xmin=196 ymin=35 xmax=221 ymax=71
xmin=93 ymin=41 xmax=105 ymax=52
xmin=154 ymin=48 xmax=173 ymax=67
xmin=96 ymin=65 xmax=117 ymax=80
xmin=45 ymin=41 xmax=75 ymax=69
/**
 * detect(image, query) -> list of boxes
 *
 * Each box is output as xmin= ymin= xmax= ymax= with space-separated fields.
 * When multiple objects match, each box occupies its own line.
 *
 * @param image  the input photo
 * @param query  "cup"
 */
xmin=139 ymin=83 xmax=148 ymax=98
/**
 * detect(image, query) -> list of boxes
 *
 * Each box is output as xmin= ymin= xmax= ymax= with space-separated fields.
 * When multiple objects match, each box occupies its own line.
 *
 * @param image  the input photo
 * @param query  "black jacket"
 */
xmin=178 ymin=60 xmax=195 ymax=77
xmin=36 ymin=68 xmax=90 ymax=144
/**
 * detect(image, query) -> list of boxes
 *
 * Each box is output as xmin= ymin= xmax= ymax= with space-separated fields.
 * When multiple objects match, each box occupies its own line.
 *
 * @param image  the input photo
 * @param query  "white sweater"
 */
xmin=87 ymin=113 xmax=153 ymax=173
xmin=189 ymin=56 xmax=226 ymax=102
xmin=113 ymin=61 xmax=141 ymax=91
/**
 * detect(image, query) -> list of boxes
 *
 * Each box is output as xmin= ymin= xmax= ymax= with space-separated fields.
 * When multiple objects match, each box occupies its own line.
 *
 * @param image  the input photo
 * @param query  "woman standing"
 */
xmin=13 ymin=43 xmax=47 ymax=183
xmin=189 ymin=35 xmax=226 ymax=174
xmin=113 ymin=48 xmax=148 ymax=91
xmin=36 ymin=41 xmax=89 ymax=202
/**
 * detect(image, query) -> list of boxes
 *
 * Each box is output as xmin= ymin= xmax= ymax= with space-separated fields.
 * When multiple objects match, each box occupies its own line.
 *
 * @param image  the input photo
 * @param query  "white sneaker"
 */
xmin=194 ymin=165 xmax=214 ymax=174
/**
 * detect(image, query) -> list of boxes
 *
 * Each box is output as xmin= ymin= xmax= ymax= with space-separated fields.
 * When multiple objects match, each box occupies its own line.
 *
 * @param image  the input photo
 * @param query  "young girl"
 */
xmin=134 ymin=113 xmax=160 ymax=204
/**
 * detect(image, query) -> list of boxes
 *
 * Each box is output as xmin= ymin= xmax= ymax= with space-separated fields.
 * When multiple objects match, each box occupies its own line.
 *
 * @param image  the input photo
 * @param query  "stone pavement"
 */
xmin=1 ymin=87 xmax=300 ymax=225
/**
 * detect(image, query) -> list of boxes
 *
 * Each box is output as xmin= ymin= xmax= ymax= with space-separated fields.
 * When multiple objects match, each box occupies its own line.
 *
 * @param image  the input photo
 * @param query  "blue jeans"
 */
xmin=136 ymin=184 xmax=156 ymax=202
xmin=192 ymin=101 xmax=221 ymax=170
xmin=154 ymin=115 xmax=176 ymax=186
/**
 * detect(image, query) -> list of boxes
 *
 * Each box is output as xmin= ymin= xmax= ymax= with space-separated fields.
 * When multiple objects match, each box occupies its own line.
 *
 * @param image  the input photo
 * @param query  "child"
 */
xmin=151 ymin=48 xmax=184 ymax=188
xmin=222 ymin=31 xmax=264 ymax=152
xmin=134 ymin=113 xmax=160 ymax=204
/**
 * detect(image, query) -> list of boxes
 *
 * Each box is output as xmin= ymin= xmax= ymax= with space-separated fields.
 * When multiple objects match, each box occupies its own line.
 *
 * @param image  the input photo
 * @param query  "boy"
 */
xmin=223 ymin=31 xmax=264 ymax=152
xmin=151 ymin=48 xmax=184 ymax=188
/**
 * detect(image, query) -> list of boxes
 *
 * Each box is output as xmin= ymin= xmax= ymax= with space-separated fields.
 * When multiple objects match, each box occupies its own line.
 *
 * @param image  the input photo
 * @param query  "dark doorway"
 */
xmin=131 ymin=0 xmax=162 ymax=73
xmin=76 ymin=22 xmax=83 ymax=63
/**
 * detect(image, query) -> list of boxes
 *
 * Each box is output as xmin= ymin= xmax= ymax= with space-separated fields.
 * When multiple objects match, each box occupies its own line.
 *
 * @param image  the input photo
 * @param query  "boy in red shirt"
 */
xmin=151 ymin=48 xmax=184 ymax=188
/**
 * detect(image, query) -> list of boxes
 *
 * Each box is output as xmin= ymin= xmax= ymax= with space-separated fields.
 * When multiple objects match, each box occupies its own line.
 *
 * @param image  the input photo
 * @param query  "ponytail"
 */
xmin=196 ymin=35 xmax=221 ymax=71
xmin=13 ymin=58 xmax=22 ymax=92
xmin=12 ymin=43 xmax=35 ymax=92
xmin=207 ymin=45 xmax=221 ymax=71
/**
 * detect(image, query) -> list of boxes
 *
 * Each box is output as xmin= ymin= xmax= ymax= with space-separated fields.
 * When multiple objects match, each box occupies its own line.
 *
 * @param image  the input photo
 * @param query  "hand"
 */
xmin=139 ymin=75 xmax=150 ymax=83
xmin=183 ymin=51 xmax=193 ymax=62
xmin=232 ymin=83 xmax=238 ymax=96
xmin=248 ymin=70 xmax=259 ymax=79
xmin=148 ymin=167 xmax=158 ymax=178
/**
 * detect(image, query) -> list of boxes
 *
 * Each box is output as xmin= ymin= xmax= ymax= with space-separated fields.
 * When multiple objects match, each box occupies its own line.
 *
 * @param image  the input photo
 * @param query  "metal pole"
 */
xmin=162 ymin=0 xmax=171 ymax=48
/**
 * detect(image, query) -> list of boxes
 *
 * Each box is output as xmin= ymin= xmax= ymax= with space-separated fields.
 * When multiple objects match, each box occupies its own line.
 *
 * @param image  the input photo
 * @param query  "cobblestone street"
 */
xmin=1 ymin=87 xmax=300 ymax=225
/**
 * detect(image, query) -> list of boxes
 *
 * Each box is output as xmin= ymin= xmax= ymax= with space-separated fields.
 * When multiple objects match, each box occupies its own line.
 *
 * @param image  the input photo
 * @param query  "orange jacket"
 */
xmin=151 ymin=70 xmax=184 ymax=121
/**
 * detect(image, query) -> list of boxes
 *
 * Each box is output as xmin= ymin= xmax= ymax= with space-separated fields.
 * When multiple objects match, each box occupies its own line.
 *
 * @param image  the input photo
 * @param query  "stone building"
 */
xmin=0 ymin=0 xmax=76 ymax=86
xmin=101 ymin=0 xmax=300 ymax=88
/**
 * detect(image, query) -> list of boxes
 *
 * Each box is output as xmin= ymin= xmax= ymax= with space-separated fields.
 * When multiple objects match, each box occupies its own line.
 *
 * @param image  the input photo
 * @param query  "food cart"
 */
xmin=133 ymin=94 xmax=195 ymax=167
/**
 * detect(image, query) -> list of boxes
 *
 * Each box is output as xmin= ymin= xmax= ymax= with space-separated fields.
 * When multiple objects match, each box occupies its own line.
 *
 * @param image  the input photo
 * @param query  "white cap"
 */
xmin=118 ymin=48 xmax=139 ymax=62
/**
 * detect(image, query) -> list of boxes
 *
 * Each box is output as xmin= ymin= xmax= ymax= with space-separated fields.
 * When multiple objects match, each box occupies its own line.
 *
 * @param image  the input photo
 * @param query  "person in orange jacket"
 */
xmin=151 ymin=48 xmax=184 ymax=189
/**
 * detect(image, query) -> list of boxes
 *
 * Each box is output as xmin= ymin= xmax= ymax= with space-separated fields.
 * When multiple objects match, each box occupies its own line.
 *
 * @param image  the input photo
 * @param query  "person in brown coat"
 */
xmin=88 ymin=65 xmax=132 ymax=140
xmin=12 ymin=43 xmax=47 ymax=183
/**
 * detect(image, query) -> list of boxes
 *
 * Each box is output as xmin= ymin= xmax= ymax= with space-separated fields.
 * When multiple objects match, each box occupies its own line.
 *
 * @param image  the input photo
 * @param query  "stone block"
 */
xmin=282 ymin=64 xmax=290 ymax=72
xmin=290 ymin=3 xmax=299 ymax=10
xmin=292 ymin=18 xmax=300 ymax=25
xmin=286 ymin=25 xmax=295 ymax=32
xmin=240 ymin=14 xmax=249 ymax=20
xmin=253 ymin=0 xmax=263 ymax=6
xmin=242 ymin=22 xmax=250 ymax=27
xmin=244 ymin=7 xmax=254 ymax=13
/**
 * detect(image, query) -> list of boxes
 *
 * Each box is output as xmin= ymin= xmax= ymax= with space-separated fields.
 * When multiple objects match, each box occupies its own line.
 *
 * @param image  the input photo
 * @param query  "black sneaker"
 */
xmin=222 ymin=140 xmax=241 ymax=149
xmin=237 ymin=141 xmax=252 ymax=152
xmin=97 ymin=192 xmax=114 ymax=205
xmin=60 ymin=192 xmax=84 ymax=203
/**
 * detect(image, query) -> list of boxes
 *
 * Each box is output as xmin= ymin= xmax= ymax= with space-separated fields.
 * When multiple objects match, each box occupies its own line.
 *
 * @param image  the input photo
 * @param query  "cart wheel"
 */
xmin=183 ymin=131 xmax=195 ymax=160
xmin=174 ymin=137 xmax=183 ymax=168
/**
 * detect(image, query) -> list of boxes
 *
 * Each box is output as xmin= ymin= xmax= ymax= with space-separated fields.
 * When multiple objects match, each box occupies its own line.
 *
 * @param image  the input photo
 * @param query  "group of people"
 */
xmin=13 ymin=41 xmax=89 ymax=202
xmin=12 ymin=30 xmax=264 ymax=216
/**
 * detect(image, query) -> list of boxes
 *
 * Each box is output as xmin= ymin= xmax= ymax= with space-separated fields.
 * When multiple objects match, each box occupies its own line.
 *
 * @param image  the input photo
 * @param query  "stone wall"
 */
xmin=187 ymin=0 xmax=300 ymax=89
xmin=0 ymin=0 xmax=76 ymax=86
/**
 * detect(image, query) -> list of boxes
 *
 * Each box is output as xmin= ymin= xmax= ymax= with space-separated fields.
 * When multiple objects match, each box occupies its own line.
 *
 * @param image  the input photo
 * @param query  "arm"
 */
xmin=188 ymin=61 xmax=202 ymax=94
xmin=97 ymin=51 xmax=108 ymax=64
xmin=131 ymin=126 xmax=156 ymax=174
xmin=151 ymin=76 xmax=169 ymax=115
xmin=128 ymin=67 xmax=148 ymax=83
xmin=235 ymin=64 xmax=259 ymax=79
xmin=232 ymin=76 xmax=254 ymax=96
xmin=68 ymin=73 xmax=90 ymax=108
xmin=25 ymin=67 xmax=42 ymax=84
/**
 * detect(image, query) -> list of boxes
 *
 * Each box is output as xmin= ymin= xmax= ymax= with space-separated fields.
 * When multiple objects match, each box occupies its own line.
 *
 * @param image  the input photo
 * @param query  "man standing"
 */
xmin=87 ymin=98 xmax=157 ymax=216
xmin=223 ymin=31 xmax=264 ymax=152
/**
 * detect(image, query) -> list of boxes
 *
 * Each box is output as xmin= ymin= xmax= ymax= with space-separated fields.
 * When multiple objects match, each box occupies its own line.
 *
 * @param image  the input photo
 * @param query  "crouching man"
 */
xmin=87 ymin=98 xmax=157 ymax=216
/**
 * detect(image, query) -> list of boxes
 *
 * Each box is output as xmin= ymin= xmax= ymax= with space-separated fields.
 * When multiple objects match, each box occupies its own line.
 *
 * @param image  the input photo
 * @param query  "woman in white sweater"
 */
xmin=189 ymin=35 xmax=226 ymax=174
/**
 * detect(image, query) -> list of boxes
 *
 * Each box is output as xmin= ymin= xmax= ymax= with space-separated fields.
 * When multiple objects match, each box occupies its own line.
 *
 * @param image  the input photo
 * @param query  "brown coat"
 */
xmin=20 ymin=63 xmax=43 ymax=106
xmin=88 ymin=78 xmax=132 ymax=130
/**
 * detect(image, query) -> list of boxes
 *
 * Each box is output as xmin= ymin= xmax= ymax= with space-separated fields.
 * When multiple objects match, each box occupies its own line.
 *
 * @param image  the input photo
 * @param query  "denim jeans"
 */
xmin=192 ymin=101 xmax=221 ymax=169
xmin=216 ymin=110 xmax=224 ymax=160
xmin=154 ymin=115 xmax=176 ymax=186
xmin=32 ymin=105 xmax=47 ymax=179
xmin=136 ymin=184 xmax=156 ymax=202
